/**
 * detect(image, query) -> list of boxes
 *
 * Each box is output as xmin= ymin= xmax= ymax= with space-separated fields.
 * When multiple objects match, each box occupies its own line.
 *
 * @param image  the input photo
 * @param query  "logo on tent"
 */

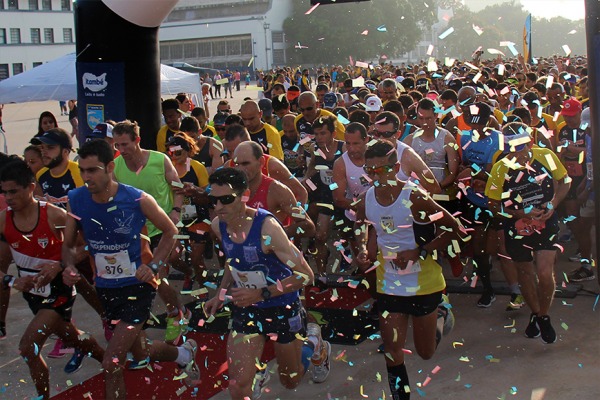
xmin=83 ymin=72 xmax=108 ymax=92
xmin=87 ymin=105 xmax=105 ymax=129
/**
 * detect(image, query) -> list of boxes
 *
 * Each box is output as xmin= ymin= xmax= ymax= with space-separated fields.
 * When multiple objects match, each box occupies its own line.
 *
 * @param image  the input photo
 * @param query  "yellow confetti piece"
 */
xmin=561 ymin=322 xmax=569 ymax=330
xmin=459 ymin=356 xmax=470 ymax=362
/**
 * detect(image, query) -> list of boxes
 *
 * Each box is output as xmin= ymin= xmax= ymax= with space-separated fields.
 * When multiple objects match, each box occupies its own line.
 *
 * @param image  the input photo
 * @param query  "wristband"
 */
xmin=2 ymin=274 xmax=14 ymax=290
xmin=149 ymin=263 xmax=159 ymax=274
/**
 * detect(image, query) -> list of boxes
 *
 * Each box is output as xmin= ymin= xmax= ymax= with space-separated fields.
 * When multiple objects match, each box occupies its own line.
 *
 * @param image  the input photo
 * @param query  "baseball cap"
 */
xmin=213 ymin=112 xmax=229 ymax=126
xmin=258 ymin=98 xmax=273 ymax=118
xmin=88 ymin=123 xmax=113 ymax=139
xmin=561 ymin=97 xmax=582 ymax=116
xmin=166 ymin=135 xmax=191 ymax=152
xmin=30 ymin=129 xmax=73 ymax=149
xmin=271 ymin=94 xmax=290 ymax=111
xmin=323 ymin=92 xmax=337 ymax=108
xmin=364 ymin=96 xmax=383 ymax=112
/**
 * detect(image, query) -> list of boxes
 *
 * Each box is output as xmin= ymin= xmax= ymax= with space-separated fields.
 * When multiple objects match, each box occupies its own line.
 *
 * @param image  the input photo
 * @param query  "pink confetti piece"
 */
xmin=553 ymin=243 xmax=564 ymax=253
xmin=470 ymin=275 xmax=478 ymax=288
xmin=361 ymin=30 xmax=369 ymax=35
xmin=218 ymin=288 xmax=227 ymax=301
xmin=276 ymin=280 xmax=283 ymax=292
xmin=68 ymin=212 xmax=81 ymax=221
xmin=402 ymin=348 xmax=413 ymax=354
xmin=305 ymin=2 xmax=319 ymax=14
xmin=305 ymin=179 xmax=317 ymax=191
xmin=432 ymin=365 xmax=441 ymax=374
xmin=135 ymin=165 xmax=143 ymax=175
xmin=423 ymin=376 xmax=432 ymax=387
xmin=429 ymin=211 xmax=444 ymax=221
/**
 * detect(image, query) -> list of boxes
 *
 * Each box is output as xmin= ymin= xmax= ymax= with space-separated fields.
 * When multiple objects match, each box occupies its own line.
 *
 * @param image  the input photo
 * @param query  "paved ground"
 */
xmin=1 ymin=91 xmax=600 ymax=399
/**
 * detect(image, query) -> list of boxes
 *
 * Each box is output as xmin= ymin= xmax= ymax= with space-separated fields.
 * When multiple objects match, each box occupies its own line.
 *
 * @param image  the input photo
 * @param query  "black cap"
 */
xmin=30 ymin=129 xmax=72 ymax=149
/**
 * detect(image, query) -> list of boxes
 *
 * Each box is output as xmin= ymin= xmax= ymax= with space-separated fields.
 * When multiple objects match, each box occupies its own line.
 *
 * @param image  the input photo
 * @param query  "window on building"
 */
xmin=184 ymin=42 xmax=197 ymax=59
xmin=0 ymin=64 xmax=9 ymax=81
xmin=159 ymin=44 xmax=169 ymax=60
xmin=227 ymin=40 xmax=240 ymax=56
xmin=44 ymin=28 xmax=54 ymax=43
xmin=213 ymin=41 xmax=226 ymax=57
xmin=63 ymin=28 xmax=73 ymax=43
xmin=170 ymin=44 xmax=183 ymax=60
xmin=31 ymin=28 xmax=41 ymax=44
xmin=272 ymin=49 xmax=285 ymax=65
xmin=29 ymin=0 xmax=39 ymax=10
xmin=271 ymin=32 xmax=283 ymax=43
xmin=41 ymin=0 xmax=51 ymax=10
xmin=10 ymin=28 xmax=21 ymax=44
xmin=13 ymin=63 xmax=24 ymax=75
xmin=33 ymin=62 xmax=43 ymax=67
xmin=198 ymin=42 xmax=212 ymax=58
xmin=241 ymin=39 xmax=252 ymax=55
xmin=8 ymin=0 xmax=18 ymax=10
xmin=61 ymin=0 xmax=70 ymax=11
xmin=0 ymin=29 xmax=6 ymax=44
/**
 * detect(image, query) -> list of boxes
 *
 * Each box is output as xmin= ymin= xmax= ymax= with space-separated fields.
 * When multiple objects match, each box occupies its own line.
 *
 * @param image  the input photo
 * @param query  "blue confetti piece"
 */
xmin=593 ymin=295 xmax=599 ymax=311
xmin=465 ymin=384 xmax=472 ymax=389
xmin=293 ymin=143 xmax=300 ymax=152
xmin=204 ymin=282 xmax=217 ymax=290
xmin=377 ymin=25 xmax=387 ymax=32
xmin=329 ymin=182 xmax=339 ymax=191
xmin=416 ymin=387 xmax=426 ymax=396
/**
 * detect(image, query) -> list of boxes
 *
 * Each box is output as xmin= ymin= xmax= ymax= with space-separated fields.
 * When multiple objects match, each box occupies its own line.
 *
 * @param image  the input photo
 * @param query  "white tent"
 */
xmin=0 ymin=53 xmax=202 ymax=104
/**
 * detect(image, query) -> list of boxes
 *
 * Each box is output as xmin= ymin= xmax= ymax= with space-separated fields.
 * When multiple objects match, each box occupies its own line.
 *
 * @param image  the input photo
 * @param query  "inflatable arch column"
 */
xmin=75 ymin=0 xmax=178 ymax=149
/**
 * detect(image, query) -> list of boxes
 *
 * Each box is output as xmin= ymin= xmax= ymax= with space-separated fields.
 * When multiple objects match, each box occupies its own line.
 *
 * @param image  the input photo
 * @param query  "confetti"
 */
xmin=305 ymin=2 xmax=319 ymax=14
xmin=438 ymin=27 xmax=454 ymax=39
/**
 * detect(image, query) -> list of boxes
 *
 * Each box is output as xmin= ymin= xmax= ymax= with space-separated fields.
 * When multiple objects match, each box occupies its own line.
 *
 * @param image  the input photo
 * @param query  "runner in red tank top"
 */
xmin=0 ymin=159 xmax=104 ymax=400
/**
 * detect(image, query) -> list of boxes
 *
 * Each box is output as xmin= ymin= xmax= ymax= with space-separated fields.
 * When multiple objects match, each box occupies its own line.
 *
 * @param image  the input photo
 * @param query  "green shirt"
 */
xmin=114 ymin=151 xmax=173 ymax=238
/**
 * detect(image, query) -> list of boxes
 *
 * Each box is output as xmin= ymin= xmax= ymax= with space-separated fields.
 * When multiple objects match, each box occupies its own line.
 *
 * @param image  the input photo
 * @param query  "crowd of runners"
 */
xmin=0 ymin=54 xmax=594 ymax=400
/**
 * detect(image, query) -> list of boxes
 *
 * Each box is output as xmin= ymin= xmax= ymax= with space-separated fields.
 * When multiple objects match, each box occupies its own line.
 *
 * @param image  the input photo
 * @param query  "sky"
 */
xmin=463 ymin=0 xmax=585 ymax=20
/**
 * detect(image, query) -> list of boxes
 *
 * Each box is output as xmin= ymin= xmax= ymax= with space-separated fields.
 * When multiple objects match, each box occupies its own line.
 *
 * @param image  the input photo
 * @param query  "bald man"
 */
xmin=280 ymin=114 xmax=306 ymax=177
xmin=233 ymin=141 xmax=315 ymax=239
xmin=240 ymin=100 xmax=284 ymax=160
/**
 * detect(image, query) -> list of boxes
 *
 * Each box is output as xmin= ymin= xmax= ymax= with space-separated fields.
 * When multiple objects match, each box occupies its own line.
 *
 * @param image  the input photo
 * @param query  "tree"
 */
xmin=283 ymin=0 xmax=437 ymax=65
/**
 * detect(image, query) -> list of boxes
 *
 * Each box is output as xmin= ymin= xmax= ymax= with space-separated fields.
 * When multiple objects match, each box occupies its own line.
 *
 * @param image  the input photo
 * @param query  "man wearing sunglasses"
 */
xmin=294 ymin=92 xmax=346 ymax=146
xmin=354 ymin=139 xmax=464 ymax=400
xmin=204 ymin=168 xmax=331 ymax=399
xmin=371 ymin=112 xmax=440 ymax=195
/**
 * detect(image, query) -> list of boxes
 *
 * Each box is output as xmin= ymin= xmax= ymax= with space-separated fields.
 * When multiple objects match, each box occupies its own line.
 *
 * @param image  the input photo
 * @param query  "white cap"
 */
xmin=364 ymin=96 xmax=383 ymax=112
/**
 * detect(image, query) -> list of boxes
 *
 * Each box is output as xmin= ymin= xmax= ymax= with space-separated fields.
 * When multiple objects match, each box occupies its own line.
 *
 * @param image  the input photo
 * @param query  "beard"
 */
xmin=45 ymin=152 xmax=64 ymax=169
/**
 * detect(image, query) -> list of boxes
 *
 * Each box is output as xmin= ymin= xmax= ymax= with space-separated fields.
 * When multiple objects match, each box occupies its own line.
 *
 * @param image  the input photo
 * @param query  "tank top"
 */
xmin=365 ymin=182 xmax=444 ymax=296
xmin=219 ymin=208 xmax=298 ymax=308
xmin=178 ymin=159 xmax=209 ymax=223
xmin=341 ymin=152 xmax=370 ymax=221
xmin=250 ymin=127 xmax=270 ymax=155
xmin=247 ymin=175 xmax=274 ymax=210
xmin=396 ymin=141 xmax=410 ymax=181
xmin=4 ymin=202 xmax=73 ymax=298
xmin=68 ymin=184 xmax=150 ymax=288
xmin=410 ymin=129 xmax=448 ymax=184
xmin=114 ymin=151 xmax=173 ymax=238
xmin=193 ymin=138 xmax=212 ymax=169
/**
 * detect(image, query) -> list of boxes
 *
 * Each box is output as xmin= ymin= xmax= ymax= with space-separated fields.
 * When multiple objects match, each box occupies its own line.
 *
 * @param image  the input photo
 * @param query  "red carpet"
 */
xmin=51 ymin=332 xmax=274 ymax=400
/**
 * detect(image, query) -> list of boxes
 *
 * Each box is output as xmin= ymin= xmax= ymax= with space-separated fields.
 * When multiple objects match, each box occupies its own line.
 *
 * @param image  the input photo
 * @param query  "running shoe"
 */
xmin=64 ymin=350 xmax=85 ymax=374
xmin=252 ymin=367 xmax=271 ymax=400
xmin=537 ymin=315 xmax=557 ymax=344
xmin=477 ymin=291 xmax=496 ymax=308
xmin=524 ymin=313 xmax=540 ymax=338
xmin=440 ymin=294 xmax=455 ymax=336
xmin=568 ymin=252 xmax=582 ymax=262
xmin=179 ymin=339 xmax=200 ymax=387
xmin=506 ymin=293 xmax=525 ymax=311
xmin=567 ymin=266 xmax=595 ymax=282
xmin=48 ymin=339 xmax=66 ymax=358
xmin=165 ymin=308 xmax=191 ymax=345
xmin=311 ymin=340 xmax=331 ymax=383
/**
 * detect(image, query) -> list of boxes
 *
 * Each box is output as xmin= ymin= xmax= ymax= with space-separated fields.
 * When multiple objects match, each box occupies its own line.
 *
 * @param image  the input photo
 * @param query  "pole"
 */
xmin=584 ymin=0 xmax=600 ymax=285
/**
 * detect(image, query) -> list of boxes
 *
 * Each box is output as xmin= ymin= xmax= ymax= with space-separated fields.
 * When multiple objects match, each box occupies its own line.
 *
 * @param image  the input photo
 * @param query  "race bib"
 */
xmin=181 ymin=204 xmax=197 ymax=220
xmin=319 ymin=169 xmax=334 ymax=185
xmin=382 ymin=251 xmax=422 ymax=276
xmin=231 ymin=267 xmax=267 ymax=289
xmin=95 ymin=250 xmax=136 ymax=279
xmin=20 ymin=270 xmax=50 ymax=298
xmin=515 ymin=218 xmax=546 ymax=236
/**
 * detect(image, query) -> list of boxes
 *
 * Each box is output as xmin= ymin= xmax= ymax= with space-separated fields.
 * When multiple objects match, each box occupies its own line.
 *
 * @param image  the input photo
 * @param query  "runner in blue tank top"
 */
xmin=204 ymin=168 xmax=332 ymax=399
xmin=61 ymin=140 xmax=200 ymax=400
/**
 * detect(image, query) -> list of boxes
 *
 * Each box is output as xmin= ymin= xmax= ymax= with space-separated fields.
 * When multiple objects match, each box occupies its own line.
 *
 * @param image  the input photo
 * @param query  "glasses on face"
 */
xmin=371 ymin=130 xmax=397 ymax=138
xmin=169 ymin=150 xmax=183 ymax=156
xmin=208 ymin=194 xmax=237 ymax=206
xmin=298 ymin=106 xmax=315 ymax=113
xmin=363 ymin=163 xmax=397 ymax=175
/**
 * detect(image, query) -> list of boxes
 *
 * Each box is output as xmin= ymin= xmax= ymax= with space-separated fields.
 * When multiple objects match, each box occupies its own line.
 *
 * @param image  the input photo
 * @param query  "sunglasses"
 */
xmin=363 ymin=163 xmax=397 ymax=175
xmin=371 ymin=130 xmax=397 ymax=138
xmin=169 ymin=149 xmax=183 ymax=156
xmin=208 ymin=194 xmax=237 ymax=206
xmin=298 ymin=106 xmax=315 ymax=112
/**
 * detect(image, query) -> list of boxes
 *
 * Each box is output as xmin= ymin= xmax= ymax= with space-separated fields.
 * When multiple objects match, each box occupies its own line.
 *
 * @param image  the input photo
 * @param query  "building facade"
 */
xmin=159 ymin=0 xmax=293 ymax=72
xmin=0 ymin=0 xmax=75 ymax=80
